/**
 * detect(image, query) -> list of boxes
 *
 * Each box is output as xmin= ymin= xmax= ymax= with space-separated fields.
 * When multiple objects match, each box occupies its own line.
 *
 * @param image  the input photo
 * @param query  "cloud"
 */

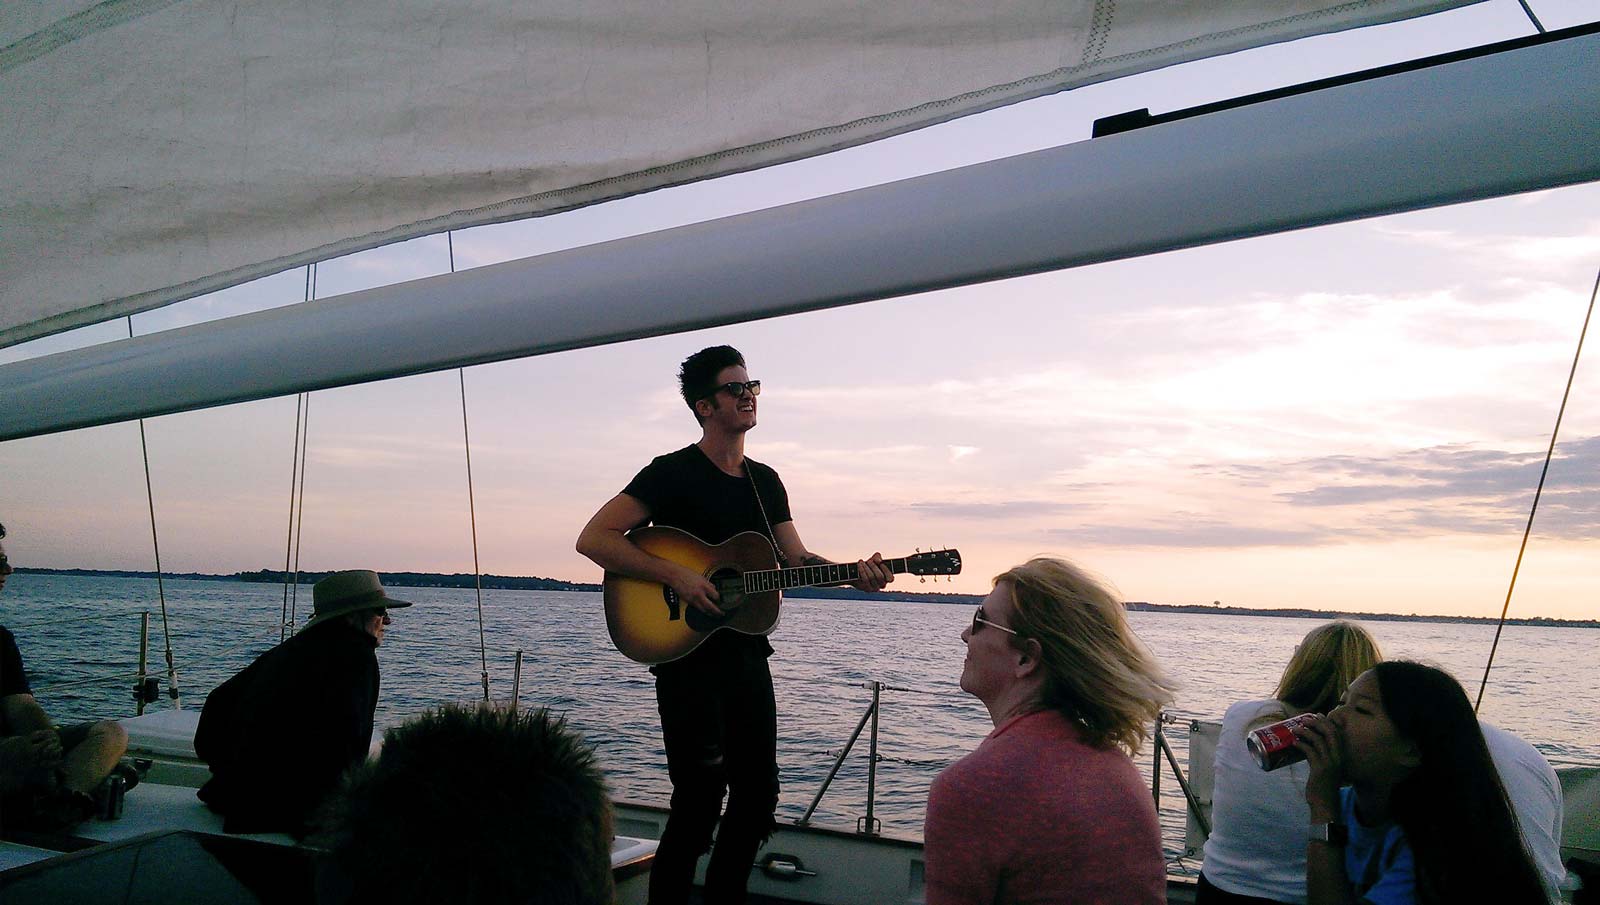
xmin=949 ymin=445 xmax=980 ymax=462
xmin=1046 ymin=521 xmax=1338 ymax=549
xmin=1189 ymin=434 xmax=1600 ymax=540
xmin=1274 ymin=435 xmax=1600 ymax=505
xmin=905 ymin=500 xmax=1091 ymax=520
xmin=310 ymin=434 xmax=472 ymax=469
xmin=1371 ymin=221 xmax=1600 ymax=270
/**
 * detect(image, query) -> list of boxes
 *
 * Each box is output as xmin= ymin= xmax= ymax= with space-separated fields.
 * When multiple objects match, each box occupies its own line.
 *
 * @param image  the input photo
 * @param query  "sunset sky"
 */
xmin=3 ymin=0 xmax=1598 ymax=621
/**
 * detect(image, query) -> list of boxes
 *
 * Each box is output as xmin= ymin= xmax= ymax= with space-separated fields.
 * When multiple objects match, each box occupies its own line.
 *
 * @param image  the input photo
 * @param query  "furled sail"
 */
xmin=1 ymin=0 xmax=1481 ymax=347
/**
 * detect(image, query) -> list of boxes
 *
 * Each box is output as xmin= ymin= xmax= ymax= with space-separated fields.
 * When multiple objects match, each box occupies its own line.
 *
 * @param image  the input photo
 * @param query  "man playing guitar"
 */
xmin=577 ymin=345 xmax=891 ymax=905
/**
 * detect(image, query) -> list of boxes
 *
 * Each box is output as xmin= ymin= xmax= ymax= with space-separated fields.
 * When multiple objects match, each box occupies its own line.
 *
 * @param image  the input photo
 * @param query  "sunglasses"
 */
xmin=703 ymin=379 xmax=761 ymax=400
xmin=971 ymin=605 xmax=1018 ymax=636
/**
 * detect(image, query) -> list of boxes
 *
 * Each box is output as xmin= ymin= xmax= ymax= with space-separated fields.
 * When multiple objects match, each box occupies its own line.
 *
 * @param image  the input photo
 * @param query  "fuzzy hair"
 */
xmin=317 ymin=705 xmax=614 ymax=905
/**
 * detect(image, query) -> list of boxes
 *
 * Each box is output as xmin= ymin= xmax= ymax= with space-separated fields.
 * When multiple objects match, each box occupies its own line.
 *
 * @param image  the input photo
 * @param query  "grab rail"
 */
xmin=1154 ymin=712 xmax=1210 ymax=837
xmin=797 ymin=680 xmax=882 ymax=834
xmin=796 ymin=689 xmax=1215 ymax=849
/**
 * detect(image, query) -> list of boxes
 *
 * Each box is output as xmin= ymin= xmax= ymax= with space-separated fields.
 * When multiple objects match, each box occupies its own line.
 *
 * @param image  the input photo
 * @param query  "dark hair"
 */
xmin=0 ymin=521 xmax=7 ymax=538
xmin=1374 ymin=661 xmax=1545 ymax=905
xmin=319 ymin=706 xmax=613 ymax=905
xmin=678 ymin=345 xmax=745 ymax=422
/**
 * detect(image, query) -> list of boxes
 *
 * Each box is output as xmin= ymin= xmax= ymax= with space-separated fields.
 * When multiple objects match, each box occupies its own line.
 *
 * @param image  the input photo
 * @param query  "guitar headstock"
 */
xmin=906 ymin=548 xmax=961 ymax=576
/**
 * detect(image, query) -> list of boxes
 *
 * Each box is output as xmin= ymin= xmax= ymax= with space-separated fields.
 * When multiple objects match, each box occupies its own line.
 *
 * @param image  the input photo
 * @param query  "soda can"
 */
xmin=99 ymin=774 xmax=126 ymax=820
xmin=1247 ymin=713 xmax=1319 ymax=771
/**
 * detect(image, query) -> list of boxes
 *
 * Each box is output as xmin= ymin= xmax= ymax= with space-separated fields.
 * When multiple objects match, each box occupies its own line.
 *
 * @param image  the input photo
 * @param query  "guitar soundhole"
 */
xmin=684 ymin=569 xmax=744 ymax=633
xmin=662 ymin=586 xmax=681 ymax=621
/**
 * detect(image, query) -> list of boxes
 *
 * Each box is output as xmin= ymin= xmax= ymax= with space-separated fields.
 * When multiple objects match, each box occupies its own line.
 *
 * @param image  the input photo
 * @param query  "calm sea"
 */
xmin=3 ymin=574 xmax=1596 ymax=865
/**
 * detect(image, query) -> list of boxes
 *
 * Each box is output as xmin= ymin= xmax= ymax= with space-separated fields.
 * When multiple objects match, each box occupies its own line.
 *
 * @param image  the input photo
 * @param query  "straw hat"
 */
xmin=304 ymin=570 xmax=412 ymax=630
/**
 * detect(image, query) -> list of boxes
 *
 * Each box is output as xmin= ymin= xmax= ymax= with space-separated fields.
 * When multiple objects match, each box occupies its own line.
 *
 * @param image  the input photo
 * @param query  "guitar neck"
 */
xmin=743 ymin=557 xmax=915 ymax=593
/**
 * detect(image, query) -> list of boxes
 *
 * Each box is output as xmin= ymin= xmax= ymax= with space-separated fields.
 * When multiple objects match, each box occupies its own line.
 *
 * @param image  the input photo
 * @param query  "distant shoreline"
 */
xmin=14 ymin=567 xmax=1599 ymax=629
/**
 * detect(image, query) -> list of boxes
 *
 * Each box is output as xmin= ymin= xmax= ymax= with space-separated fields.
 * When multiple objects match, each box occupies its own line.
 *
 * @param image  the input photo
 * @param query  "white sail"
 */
xmin=1 ymin=0 xmax=1481 ymax=347
xmin=2 ymin=27 xmax=1596 ymax=442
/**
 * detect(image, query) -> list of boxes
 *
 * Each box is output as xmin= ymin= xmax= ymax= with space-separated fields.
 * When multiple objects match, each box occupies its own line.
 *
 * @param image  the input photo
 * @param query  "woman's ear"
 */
xmin=1014 ymin=637 xmax=1043 ymax=678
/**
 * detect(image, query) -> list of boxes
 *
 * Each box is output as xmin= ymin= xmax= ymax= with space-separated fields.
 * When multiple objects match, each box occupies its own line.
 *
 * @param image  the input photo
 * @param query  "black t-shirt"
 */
xmin=1 ymin=625 xmax=30 ymax=700
xmin=622 ymin=444 xmax=793 ymax=666
xmin=623 ymin=444 xmax=792 ymax=546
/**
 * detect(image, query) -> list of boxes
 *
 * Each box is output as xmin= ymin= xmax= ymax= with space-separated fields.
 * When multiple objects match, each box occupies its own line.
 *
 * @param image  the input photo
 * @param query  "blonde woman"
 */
xmin=924 ymin=557 xmax=1177 ymax=905
xmin=1198 ymin=621 xmax=1382 ymax=905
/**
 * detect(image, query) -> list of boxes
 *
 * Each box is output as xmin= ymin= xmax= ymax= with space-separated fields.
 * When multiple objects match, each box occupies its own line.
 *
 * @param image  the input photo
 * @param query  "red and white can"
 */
xmin=1247 ymin=713 xmax=1319 ymax=771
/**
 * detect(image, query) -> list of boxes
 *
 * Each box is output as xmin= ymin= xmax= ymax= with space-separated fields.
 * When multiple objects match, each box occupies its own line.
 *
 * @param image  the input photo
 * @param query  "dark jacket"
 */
xmin=195 ymin=621 xmax=379 ymax=836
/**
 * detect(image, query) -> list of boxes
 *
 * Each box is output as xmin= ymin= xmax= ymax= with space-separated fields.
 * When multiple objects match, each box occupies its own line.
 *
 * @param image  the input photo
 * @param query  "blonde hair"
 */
xmin=1274 ymin=620 xmax=1382 ymax=716
xmin=996 ymin=558 xmax=1177 ymax=755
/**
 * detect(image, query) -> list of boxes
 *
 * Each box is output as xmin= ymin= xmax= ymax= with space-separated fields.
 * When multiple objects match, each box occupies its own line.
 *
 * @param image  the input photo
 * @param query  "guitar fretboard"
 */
xmin=742 ymin=557 xmax=911 ymax=593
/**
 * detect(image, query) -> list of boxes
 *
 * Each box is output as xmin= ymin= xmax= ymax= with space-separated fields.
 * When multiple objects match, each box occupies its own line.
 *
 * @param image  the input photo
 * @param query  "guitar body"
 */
xmin=604 ymin=527 xmax=783 ymax=665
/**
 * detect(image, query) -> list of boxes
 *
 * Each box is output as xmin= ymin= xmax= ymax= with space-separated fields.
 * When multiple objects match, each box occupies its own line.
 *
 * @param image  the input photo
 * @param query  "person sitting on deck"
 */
xmin=0 ymin=519 xmax=131 ymax=833
xmin=195 ymin=569 xmax=410 ymax=837
xmin=313 ymin=705 xmax=614 ymax=905
xmin=923 ymin=556 xmax=1178 ymax=905
xmin=1295 ymin=661 xmax=1547 ymax=905
xmin=1199 ymin=620 xmax=1383 ymax=905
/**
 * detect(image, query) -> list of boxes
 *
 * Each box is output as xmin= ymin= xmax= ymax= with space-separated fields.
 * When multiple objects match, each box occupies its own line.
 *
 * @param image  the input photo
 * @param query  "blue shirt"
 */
xmin=1341 ymin=787 xmax=1416 ymax=905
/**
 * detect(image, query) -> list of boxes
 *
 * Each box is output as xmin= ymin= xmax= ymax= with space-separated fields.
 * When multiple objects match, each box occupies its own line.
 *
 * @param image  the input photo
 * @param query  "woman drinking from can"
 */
xmin=1295 ymin=661 xmax=1546 ymax=905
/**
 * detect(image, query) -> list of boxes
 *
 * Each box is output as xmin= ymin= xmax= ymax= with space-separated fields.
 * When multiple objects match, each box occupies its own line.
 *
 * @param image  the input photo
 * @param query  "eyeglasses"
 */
xmin=703 ymin=379 xmax=761 ymax=400
xmin=971 ymin=605 xmax=1018 ymax=636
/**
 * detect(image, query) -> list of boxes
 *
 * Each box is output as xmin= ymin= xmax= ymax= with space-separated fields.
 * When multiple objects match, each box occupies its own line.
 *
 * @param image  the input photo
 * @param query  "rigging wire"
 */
xmin=449 ymin=232 xmax=493 ymax=703
xmin=289 ymin=396 xmax=311 ymax=630
xmin=287 ymin=263 xmax=317 ymax=632
xmin=1475 ymin=266 xmax=1597 ymax=712
xmin=279 ymin=392 xmax=304 ymax=642
xmin=127 ymin=316 xmax=181 ymax=708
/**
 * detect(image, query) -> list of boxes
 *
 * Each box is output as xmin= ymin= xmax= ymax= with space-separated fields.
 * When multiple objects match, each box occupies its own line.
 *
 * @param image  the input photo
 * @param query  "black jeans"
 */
xmin=648 ymin=644 xmax=779 ymax=905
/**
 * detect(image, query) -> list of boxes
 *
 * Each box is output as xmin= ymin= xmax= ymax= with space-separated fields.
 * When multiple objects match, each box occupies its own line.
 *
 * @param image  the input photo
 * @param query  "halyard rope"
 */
xmin=128 ymin=315 xmax=181 ymax=707
xmin=1476 ymin=267 xmax=1596 ymax=711
xmin=449 ymin=231 xmax=493 ymax=704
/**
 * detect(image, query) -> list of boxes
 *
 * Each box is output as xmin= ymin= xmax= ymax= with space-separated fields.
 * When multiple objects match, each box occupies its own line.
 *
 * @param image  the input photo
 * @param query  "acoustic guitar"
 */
xmin=603 ymin=526 xmax=962 ymax=664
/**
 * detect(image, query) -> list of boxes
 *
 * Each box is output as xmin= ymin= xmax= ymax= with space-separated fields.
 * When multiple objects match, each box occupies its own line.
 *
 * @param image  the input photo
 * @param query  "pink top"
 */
xmin=924 ymin=709 xmax=1166 ymax=905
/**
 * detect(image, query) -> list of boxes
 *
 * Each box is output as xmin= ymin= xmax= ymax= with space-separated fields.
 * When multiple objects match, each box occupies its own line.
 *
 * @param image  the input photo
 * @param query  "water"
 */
xmin=4 ymin=574 xmax=1597 ymax=867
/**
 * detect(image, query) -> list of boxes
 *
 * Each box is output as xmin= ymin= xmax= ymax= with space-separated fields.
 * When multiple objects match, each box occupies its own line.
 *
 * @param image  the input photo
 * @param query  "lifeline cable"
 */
xmin=128 ymin=315 xmax=181 ymax=707
xmin=1476 ymin=266 xmax=1597 ymax=711
xmin=449 ymin=231 xmax=493 ymax=703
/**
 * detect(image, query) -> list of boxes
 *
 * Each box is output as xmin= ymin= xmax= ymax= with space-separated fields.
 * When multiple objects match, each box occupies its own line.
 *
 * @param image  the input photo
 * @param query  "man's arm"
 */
xmin=576 ymin=493 xmax=723 ymax=614
xmin=770 ymin=522 xmax=892 ymax=592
